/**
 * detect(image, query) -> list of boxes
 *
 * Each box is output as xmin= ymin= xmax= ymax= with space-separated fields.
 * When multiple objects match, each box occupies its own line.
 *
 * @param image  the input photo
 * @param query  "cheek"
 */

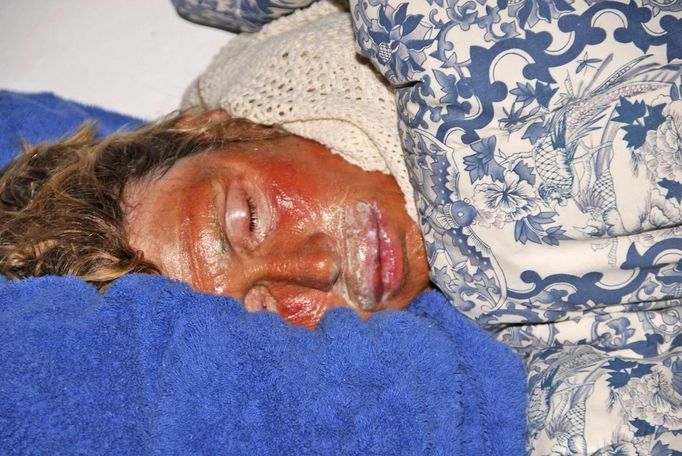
xmin=268 ymin=181 xmax=318 ymax=227
xmin=262 ymin=162 xmax=347 ymax=224
xmin=270 ymin=285 xmax=348 ymax=330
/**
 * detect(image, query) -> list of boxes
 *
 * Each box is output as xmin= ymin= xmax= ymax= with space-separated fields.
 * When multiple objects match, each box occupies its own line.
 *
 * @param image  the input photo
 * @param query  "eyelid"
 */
xmin=213 ymin=184 xmax=232 ymax=255
xmin=224 ymin=180 xmax=270 ymax=251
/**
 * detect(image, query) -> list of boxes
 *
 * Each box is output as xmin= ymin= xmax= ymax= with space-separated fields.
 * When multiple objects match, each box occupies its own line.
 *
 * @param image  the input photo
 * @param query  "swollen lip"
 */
xmin=344 ymin=203 xmax=404 ymax=311
xmin=376 ymin=208 xmax=403 ymax=302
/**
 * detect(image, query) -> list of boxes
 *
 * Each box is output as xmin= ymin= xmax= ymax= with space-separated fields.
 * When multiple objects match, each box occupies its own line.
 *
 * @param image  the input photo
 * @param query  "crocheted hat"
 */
xmin=182 ymin=0 xmax=416 ymax=220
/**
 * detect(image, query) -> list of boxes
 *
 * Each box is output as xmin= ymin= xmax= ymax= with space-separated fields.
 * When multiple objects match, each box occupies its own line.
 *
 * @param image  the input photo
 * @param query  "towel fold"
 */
xmin=0 ymin=274 xmax=525 ymax=455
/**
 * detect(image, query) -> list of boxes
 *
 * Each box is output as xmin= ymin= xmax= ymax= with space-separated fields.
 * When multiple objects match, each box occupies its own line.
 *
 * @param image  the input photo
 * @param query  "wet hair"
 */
xmin=0 ymin=112 xmax=285 ymax=289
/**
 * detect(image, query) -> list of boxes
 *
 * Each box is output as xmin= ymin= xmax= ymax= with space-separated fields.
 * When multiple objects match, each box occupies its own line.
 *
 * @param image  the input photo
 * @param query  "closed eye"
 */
xmin=246 ymin=195 xmax=258 ymax=233
xmin=224 ymin=180 xmax=264 ymax=250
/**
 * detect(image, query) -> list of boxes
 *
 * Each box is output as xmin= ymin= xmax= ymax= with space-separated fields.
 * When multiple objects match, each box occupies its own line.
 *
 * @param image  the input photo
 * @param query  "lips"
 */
xmin=343 ymin=202 xmax=405 ymax=311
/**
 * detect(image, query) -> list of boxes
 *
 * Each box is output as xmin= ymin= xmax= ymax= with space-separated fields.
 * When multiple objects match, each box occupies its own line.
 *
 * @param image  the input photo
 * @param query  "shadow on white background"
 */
xmin=0 ymin=1 xmax=233 ymax=119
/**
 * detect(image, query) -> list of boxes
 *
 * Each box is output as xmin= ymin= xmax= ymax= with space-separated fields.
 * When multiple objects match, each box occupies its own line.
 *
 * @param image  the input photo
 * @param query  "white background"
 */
xmin=0 ymin=1 xmax=233 ymax=119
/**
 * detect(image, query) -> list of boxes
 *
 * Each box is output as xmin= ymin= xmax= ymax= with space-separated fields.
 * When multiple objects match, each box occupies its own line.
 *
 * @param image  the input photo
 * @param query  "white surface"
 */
xmin=0 ymin=1 xmax=233 ymax=119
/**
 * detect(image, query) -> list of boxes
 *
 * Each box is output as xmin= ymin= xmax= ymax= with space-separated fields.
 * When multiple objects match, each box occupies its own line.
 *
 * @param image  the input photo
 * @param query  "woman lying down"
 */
xmin=2 ymin=0 xmax=682 ymax=453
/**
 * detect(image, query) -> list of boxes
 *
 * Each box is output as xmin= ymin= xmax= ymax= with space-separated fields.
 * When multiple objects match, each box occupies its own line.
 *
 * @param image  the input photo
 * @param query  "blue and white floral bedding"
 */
xmin=349 ymin=0 xmax=682 ymax=453
xmin=174 ymin=0 xmax=682 ymax=453
xmin=171 ymin=0 xmax=316 ymax=32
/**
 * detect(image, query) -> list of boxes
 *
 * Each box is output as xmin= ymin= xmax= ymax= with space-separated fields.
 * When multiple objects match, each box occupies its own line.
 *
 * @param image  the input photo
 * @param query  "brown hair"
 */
xmin=0 ymin=112 xmax=285 ymax=289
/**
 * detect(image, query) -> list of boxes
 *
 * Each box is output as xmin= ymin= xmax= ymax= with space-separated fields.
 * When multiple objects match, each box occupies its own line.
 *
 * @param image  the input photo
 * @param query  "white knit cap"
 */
xmin=181 ymin=0 xmax=416 ymax=220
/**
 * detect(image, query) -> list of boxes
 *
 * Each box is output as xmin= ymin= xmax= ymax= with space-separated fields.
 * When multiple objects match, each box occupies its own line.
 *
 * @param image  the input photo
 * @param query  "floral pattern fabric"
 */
xmin=172 ymin=0 xmax=316 ymax=32
xmin=349 ymin=0 xmax=682 ymax=453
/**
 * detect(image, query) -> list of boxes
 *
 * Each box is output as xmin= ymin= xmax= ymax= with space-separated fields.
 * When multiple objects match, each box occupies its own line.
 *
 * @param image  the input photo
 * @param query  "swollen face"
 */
xmin=124 ymin=135 xmax=429 ymax=329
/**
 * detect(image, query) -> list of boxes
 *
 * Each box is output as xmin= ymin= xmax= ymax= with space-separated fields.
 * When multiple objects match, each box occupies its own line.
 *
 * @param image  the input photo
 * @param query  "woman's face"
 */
xmin=124 ymin=135 xmax=429 ymax=329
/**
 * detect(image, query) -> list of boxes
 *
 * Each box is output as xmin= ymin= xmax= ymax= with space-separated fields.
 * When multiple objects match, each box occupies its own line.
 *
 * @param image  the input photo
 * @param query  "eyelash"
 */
xmin=246 ymin=195 xmax=258 ymax=233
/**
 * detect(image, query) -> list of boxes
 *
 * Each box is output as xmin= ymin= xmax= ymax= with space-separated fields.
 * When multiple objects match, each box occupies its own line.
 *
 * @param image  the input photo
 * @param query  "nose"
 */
xmin=244 ymin=232 xmax=341 ymax=290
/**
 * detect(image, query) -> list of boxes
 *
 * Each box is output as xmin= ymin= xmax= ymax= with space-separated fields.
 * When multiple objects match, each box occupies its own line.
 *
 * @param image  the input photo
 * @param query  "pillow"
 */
xmin=171 ymin=0 xmax=317 ymax=32
xmin=349 ymin=0 xmax=682 ymax=453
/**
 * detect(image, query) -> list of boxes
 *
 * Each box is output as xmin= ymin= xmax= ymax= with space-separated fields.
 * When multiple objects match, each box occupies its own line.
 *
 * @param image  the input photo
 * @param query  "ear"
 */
xmin=174 ymin=109 xmax=230 ymax=128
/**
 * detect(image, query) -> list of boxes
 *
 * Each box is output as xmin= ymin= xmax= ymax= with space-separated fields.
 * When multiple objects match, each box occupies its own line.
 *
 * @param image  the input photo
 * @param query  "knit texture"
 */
xmin=182 ymin=1 xmax=417 ymax=220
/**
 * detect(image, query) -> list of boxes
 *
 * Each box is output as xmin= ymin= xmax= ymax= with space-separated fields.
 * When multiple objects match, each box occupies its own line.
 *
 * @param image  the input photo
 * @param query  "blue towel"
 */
xmin=0 ymin=90 xmax=143 ymax=170
xmin=0 ymin=91 xmax=526 ymax=455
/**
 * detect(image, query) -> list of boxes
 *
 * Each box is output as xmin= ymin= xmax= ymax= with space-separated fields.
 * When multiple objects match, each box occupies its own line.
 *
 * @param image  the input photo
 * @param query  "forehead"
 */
xmin=171 ymin=137 xmax=327 ymax=176
xmin=122 ymin=132 xmax=393 ymax=222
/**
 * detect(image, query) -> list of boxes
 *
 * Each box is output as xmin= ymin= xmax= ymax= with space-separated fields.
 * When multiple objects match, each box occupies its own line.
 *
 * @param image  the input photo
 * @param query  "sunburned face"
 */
xmin=124 ymin=134 xmax=429 ymax=329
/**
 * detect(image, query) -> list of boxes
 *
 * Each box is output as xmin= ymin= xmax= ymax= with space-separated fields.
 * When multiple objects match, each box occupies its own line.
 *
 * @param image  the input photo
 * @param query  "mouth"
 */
xmin=344 ymin=202 xmax=405 ymax=311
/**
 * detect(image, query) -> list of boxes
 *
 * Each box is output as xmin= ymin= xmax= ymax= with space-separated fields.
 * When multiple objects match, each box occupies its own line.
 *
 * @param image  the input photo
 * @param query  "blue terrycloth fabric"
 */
xmin=0 ymin=90 xmax=143 ymax=170
xmin=0 ymin=275 xmax=526 ymax=455
xmin=0 ymin=91 xmax=526 ymax=454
